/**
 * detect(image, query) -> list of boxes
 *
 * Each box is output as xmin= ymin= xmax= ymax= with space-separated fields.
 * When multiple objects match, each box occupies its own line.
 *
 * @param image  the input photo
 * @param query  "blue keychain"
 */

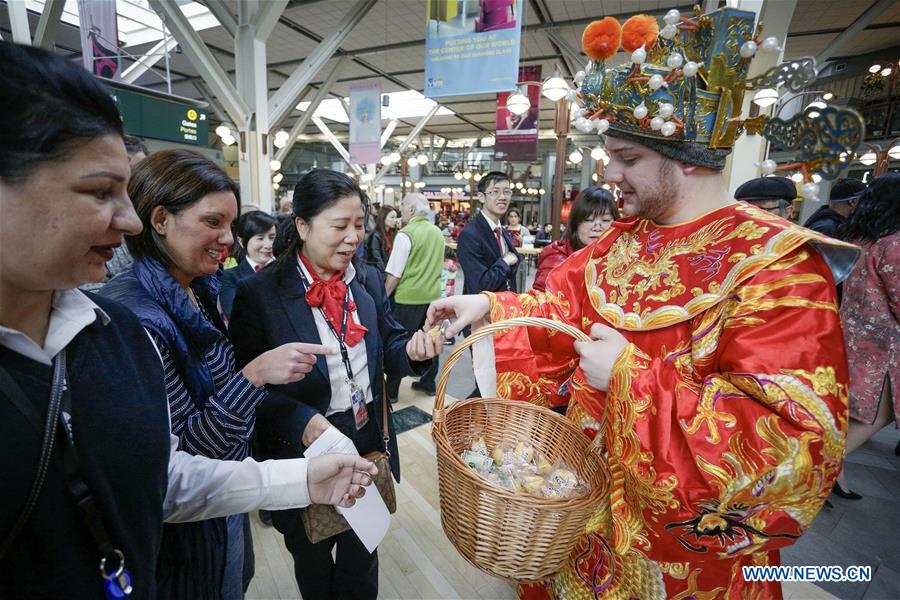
xmin=101 ymin=550 xmax=133 ymax=598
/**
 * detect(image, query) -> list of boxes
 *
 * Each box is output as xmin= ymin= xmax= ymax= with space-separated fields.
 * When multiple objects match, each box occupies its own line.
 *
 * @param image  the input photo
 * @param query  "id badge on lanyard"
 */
xmin=301 ymin=266 xmax=369 ymax=431
xmin=349 ymin=376 xmax=368 ymax=430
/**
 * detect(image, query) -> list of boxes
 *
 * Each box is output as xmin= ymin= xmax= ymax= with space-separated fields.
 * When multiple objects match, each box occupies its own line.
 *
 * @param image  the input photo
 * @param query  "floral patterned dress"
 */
xmin=840 ymin=232 xmax=900 ymax=427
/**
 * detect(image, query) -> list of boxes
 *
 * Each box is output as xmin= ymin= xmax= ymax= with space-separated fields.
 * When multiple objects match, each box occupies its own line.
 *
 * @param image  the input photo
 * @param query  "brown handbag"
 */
xmin=301 ymin=383 xmax=397 ymax=544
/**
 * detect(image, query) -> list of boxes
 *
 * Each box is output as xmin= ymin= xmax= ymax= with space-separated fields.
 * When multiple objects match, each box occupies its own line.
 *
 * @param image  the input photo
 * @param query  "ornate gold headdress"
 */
xmin=574 ymin=6 xmax=864 ymax=194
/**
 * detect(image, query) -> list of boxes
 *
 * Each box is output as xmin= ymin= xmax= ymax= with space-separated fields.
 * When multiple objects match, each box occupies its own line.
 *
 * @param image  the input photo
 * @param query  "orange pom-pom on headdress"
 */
xmin=582 ymin=17 xmax=622 ymax=62
xmin=621 ymin=14 xmax=659 ymax=53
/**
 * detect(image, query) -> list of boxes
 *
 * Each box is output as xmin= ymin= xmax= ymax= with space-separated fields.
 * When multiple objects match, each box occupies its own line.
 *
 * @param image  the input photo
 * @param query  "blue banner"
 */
xmin=424 ymin=0 xmax=523 ymax=98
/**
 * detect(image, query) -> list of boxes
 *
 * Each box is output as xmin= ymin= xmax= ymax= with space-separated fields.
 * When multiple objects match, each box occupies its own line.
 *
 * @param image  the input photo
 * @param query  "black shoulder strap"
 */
xmin=0 ymin=359 xmax=64 ymax=560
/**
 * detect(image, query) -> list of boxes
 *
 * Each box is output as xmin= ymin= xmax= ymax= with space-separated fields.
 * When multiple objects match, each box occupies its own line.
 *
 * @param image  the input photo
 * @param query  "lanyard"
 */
xmin=55 ymin=351 xmax=134 ymax=597
xmin=296 ymin=264 xmax=356 ymax=383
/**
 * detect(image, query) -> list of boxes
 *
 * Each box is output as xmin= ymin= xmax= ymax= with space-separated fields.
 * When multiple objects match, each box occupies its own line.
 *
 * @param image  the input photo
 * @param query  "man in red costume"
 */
xmin=426 ymin=5 xmax=867 ymax=583
xmin=430 ymin=132 xmax=857 ymax=599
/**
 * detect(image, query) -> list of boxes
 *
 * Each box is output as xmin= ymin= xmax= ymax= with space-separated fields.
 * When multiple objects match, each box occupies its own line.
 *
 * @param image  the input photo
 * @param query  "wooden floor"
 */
xmin=245 ymin=381 xmax=837 ymax=600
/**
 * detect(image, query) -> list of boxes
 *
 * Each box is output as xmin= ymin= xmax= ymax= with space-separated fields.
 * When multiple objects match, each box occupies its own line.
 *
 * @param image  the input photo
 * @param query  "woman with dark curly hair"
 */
xmin=833 ymin=172 xmax=900 ymax=499
xmin=532 ymin=186 xmax=619 ymax=292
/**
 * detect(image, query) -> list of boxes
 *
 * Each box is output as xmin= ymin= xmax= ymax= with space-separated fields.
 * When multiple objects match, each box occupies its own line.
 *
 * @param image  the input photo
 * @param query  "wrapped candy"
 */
xmin=459 ymin=437 xmax=590 ymax=499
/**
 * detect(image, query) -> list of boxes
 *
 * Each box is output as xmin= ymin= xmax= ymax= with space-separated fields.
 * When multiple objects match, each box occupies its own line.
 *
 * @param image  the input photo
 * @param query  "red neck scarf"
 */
xmin=299 ymin=253 xmax=367 ymax=347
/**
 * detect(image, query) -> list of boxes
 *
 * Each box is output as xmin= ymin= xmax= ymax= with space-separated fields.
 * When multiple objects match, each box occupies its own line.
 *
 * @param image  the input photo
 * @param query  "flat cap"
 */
xmin=734 ymin=176 xmax=797 ymax=202
xmin=830 ymin=178 xmax=866 ymax=203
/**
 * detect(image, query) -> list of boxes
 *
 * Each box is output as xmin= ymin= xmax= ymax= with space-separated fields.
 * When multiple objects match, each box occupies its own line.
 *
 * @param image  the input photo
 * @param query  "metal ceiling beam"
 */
xmin=312 ymin=115 xmax=364 ymax=175
xmin=121 ymin=36 xmax=179 ymax=84
xmin=193 ymin=79 xmax=229 ymax=123
xmin=7 ymin=0 xmax=31 ymax=44
xmin=544 ymin=29 xmax=584 ymax=72
xmin=34 ymin=0 xmax=64 ymax=49
xmin=789 ymin=21 xmax=900 ymax=38
xmin=434 ymin=138 xmax=449 ymax=162
xmin=268 ymin=0 xmax=378 ymax=127
xmin=274 ymin=12 xmax=476 ymax=137
xmin=380 ymin=119 xmax=398 ymax=148
xmin=252 ymin=0 xmax=289 ymax=41
xmin=816 ymin=0 xmax=897 ymax=64
xmin=149 ymin=0 xmax=249 ymax=128
xmin=372 ymin=104 xmax=439 ymax=185
xmin=528 ymin=0 xmax=575 ymax=76
xmin=201 ymin=0 xmax=238 ymax=37
xmin=275 ymin=57 xmax=346 ymax=162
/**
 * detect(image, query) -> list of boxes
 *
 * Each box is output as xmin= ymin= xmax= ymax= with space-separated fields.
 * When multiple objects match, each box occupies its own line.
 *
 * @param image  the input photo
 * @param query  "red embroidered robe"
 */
xmin=481 ymin=202 xmax=858 ymax=599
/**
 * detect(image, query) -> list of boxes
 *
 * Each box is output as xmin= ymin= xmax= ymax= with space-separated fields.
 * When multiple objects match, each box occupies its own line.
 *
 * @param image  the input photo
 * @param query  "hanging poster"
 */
xmin=77 ymin=0 xmax=120 ymax=79
xmin=349 ymin=81 xmax=382 ymax=165
xmin=424 ymin=0 xmax=523 ymax=98
xmin=494 ymin=65 xmax=541 ymax=161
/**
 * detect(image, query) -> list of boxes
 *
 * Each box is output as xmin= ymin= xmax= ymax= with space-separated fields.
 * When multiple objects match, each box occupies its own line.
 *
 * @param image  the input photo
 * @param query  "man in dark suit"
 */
xmin=803 ymin=177 xmax=866 ymax=238
xmin=457 ymin=171 xmax=520 ymax=295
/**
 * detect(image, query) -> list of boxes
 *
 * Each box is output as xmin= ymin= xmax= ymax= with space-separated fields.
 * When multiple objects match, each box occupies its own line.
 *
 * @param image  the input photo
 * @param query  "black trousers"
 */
xmin=386 ymin=302 xmax=437 ymax=397
xmin=282 ymin=409 xmax=382 ymax=600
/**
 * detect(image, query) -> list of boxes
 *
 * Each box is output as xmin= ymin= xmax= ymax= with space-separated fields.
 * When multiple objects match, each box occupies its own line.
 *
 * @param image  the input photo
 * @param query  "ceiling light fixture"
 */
xmin=858 ymin=152 xmax=877 ymax=166
xmin=542 ymin=69 xmax=569 ymax=102
xmin=506 ymin=86 xmax=531 ymax=116
xmin=752 ymin=88 xmax=779 ymax=108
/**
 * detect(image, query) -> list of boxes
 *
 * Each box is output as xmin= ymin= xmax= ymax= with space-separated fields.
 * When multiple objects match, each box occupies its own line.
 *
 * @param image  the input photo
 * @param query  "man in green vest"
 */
xmin=385 ymin=193 xmax=445 ymax=400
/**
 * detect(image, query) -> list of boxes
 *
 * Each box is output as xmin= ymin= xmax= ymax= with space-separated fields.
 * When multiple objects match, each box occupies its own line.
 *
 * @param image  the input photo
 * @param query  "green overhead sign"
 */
xmin=111 ymin=87 xmax=208 ymax=146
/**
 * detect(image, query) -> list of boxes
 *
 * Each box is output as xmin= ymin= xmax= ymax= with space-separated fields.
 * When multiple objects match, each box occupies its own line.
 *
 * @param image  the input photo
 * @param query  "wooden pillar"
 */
xmin=551 ymin=97 xmax=570 ymax=242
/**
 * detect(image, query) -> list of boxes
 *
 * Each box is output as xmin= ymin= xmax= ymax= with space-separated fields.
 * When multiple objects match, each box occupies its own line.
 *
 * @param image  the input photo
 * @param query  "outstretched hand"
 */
xmin=406 ymin=329 xmax=443 ymax=361
xmin=244 ymin=342 xmax=337 ymax=387
xmin=307 ymin=454 xmax=378 ymax=508
xmin=425 ymin=294 xmax=491 ymax=339
xmin=572 ymin=323 xmax=630 ymax=392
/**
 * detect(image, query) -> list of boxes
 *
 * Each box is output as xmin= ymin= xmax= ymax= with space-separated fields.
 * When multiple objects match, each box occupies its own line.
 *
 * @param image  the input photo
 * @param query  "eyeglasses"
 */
xmin=484 ymin=188 xmax=513 ymax=198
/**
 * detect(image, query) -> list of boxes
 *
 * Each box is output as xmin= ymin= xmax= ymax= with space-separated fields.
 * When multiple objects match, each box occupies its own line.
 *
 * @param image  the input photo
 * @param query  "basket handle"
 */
xmin=433 ymin=316 xmax=592 ymax=418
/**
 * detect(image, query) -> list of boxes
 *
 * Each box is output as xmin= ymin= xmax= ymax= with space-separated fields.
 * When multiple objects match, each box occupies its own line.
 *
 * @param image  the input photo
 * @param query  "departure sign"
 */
xmin=111 ymin=88 xmax=208 ymax=145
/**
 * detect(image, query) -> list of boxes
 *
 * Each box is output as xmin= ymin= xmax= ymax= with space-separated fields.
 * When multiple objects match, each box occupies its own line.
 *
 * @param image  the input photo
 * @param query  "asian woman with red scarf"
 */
xmin=229 ymin=169 xmax=440 ymax=599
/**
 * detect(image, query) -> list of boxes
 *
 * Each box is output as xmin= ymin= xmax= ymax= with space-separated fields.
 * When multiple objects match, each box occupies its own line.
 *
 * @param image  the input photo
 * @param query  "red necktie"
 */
xmin=254 ymin=264 xmax=262 ymax=272
xmin=494 ymin=228 xmax=504 ymax=255
xmin=299 ymin=254 xmax=367 ymax=347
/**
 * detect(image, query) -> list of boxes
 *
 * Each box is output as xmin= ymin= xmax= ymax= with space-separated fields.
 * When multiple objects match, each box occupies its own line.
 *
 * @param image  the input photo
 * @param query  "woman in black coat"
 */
xmin=218 ymin=210 xmax=276 ymax=322
xmin=229 ymin=169 xmax=440 ymax=600
xmin=364 ymin=204 xmax=400 ymax=277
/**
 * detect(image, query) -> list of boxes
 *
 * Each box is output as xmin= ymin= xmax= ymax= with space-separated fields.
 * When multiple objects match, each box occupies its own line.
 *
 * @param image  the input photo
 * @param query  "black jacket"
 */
xmin=803 ymin=206 xmax=846 ymax=239
xmin=218 ymin=259 xmax=256 ymax=320
xmin=229 ymin=262 xmax=420 ymax=487
xmin=457 ymin=212 xmax=519 ymax=294
xmin=365 ymin=230 xmax=390 ymax=276
xmin=0 ymin=294 xmax=170 ymax=599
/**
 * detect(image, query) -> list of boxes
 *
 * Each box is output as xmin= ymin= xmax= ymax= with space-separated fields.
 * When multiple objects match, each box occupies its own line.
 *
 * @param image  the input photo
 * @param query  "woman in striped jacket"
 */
xmin=102 ymin=150 xmax=336 ymax=599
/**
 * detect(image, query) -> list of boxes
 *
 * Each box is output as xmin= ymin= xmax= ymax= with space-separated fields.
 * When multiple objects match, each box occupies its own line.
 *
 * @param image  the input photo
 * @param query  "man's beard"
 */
xmin=631 ymin=159 xmax=678 ymax=220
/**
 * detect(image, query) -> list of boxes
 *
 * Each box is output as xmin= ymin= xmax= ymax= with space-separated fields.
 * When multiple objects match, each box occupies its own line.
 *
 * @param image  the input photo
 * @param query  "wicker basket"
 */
xmin=432 ymin=317 xmax=609 ymax=583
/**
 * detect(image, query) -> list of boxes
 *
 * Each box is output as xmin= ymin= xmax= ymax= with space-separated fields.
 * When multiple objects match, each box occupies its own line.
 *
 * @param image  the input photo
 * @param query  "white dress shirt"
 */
xmin=481 ymin=212 xmax=508 ymax=254
xmin=385 ymin=231 xmax=412 ymax=278
xmin=297 ymin=258 xmax=373 ymax=416
xmin=0 ymin=288 xmax=315 ymax=522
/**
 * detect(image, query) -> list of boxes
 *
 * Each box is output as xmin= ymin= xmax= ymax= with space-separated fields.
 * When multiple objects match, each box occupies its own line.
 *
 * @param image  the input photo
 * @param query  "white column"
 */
xmin=721 ymin=0 xmax=797 ymax=199
xmin=235 ymin=0 xmax=273 ymax=212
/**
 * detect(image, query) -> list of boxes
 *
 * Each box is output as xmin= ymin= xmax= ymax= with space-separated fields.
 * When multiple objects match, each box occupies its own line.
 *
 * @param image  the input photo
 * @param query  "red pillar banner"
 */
xmin=494 ymin=65 xmax=541 ymax=161
xmin=77 ymin=0 xmax=120 ymax=80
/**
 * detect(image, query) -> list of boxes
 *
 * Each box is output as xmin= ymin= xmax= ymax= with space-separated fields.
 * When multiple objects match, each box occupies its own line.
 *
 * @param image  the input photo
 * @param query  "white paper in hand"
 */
xmin=303 ymin=426 xmax=391 ymax=553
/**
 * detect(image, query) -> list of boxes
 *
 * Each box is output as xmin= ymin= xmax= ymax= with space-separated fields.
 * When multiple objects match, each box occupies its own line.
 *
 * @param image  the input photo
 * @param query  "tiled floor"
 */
xmin=246 ymin=340 xmax=899 ymax=600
